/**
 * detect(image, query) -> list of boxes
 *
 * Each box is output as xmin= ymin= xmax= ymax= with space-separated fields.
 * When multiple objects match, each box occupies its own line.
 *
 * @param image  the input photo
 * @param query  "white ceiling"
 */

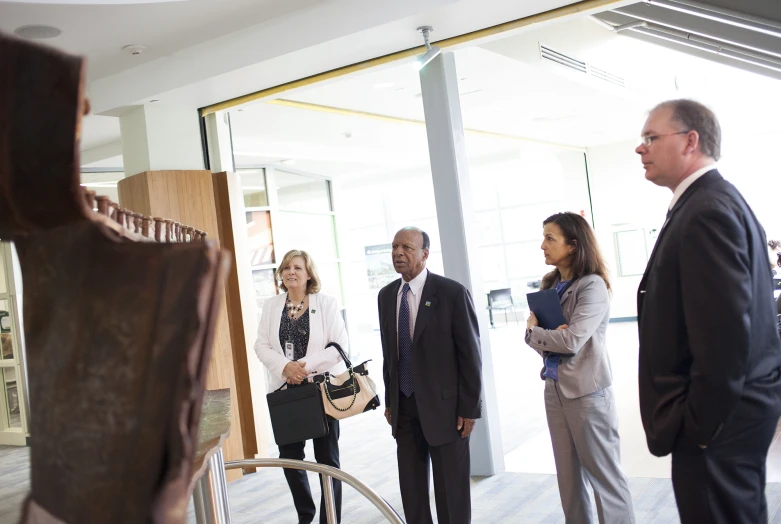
xmin=0 ymin=0 xmax=323 ymax=81
xmin=77 ymin=5 xmax=781 ymax=177
xmin=81 ymin=114 xmax=121 ymax=152
xmin=228 ymin=13 xmax=781 ymax=181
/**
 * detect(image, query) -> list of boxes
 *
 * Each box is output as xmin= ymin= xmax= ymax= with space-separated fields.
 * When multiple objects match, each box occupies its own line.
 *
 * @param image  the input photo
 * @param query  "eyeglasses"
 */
xmin=639 ymin=131 xmax=690 ymax=147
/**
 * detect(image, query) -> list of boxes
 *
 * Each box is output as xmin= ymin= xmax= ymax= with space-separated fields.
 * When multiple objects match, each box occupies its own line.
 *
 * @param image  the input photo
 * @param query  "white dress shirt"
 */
xmin=396 ymin=269 xmax=428 ymax=345
xmin=669 ymin=164 xmax=718 ymax=211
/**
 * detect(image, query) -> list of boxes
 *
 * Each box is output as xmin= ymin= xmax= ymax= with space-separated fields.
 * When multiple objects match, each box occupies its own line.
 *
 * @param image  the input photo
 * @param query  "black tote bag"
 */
xmin=266 ymin=381 xmax=329 ymax=446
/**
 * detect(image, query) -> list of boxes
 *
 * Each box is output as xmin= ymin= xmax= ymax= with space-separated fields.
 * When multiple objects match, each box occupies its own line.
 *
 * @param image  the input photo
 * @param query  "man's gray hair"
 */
xmin=398 ymin=227 xmax=430 ymax=250
xmin=653 ymin=99 xmax=721 ymax=161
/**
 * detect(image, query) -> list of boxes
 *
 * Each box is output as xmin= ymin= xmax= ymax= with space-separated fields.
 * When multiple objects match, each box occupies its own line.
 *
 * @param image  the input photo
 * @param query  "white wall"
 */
xmin=332 ymin=166 xmax=443 ymax=348
xmin=587 ymin=130 xmax=781 ymax=320
xmin=586 ymin=140 xmax=670 ymax=318
xmin=719 ymin=130 xmax=781 ymax=242
xmin=332 ymin=145 xmax=594 ymax=349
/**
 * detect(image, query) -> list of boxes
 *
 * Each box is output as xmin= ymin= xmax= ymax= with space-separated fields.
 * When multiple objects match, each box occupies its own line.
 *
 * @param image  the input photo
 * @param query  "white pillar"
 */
xmin=419 ymin=52 xmax=505 ymax=476
xmin=119 ymin=104 xmax=205 ymax=177
xmin=204 ymin=112 xmax=235 ymax=174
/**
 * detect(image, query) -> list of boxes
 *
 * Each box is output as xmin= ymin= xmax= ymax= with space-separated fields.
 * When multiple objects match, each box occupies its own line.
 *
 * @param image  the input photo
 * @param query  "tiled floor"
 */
xmin=3 ymin=321 xmax=781 ymax=523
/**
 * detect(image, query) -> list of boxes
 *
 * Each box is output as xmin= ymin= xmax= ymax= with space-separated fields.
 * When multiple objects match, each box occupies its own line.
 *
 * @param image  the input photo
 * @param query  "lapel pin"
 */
xmin=425 ymin=301 xmax=431 ymax=307
xmin=311 ymin=309 xmax=316 ymax=314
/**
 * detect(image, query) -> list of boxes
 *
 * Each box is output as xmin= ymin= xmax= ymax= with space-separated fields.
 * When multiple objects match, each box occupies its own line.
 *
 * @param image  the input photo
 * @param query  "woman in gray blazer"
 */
xmin=525 ymin=212 xmax=635 ymax=524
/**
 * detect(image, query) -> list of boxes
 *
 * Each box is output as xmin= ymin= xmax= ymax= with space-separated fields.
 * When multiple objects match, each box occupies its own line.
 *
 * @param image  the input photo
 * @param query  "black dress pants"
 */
xmin=278 ymin=417 xmax=342 ymax=524
xmin=671 ymin=415 xmax=779 ymax=524
xmin=396 ymin=393 xmax=472 ymax=524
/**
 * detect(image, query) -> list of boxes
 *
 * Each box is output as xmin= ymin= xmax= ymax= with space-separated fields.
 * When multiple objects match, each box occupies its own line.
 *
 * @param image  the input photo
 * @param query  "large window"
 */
xmin=238 ymin=167 xmax=341 ymax=319
xmin=465 ymin=146 xmax=592 ymax=310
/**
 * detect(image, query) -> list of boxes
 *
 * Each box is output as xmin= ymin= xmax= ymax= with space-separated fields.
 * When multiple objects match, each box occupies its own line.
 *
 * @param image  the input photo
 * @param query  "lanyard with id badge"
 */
xmin=283 ymin=298 xmax=310 ymax=364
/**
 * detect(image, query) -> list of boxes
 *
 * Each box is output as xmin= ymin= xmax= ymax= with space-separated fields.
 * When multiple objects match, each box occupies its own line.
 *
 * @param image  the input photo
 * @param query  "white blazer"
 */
xmin=253 ymin=292 xmax=349 ymax=392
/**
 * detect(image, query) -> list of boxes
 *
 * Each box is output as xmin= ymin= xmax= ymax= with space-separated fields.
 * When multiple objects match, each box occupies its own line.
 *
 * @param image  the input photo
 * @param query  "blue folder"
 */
xmin=526 ymin=289 xmax=567 ymax=330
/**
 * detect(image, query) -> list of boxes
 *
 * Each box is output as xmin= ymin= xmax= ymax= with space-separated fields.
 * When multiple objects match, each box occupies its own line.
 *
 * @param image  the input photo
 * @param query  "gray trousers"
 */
xmin=544 ymin=379 xmax=635 ymax=524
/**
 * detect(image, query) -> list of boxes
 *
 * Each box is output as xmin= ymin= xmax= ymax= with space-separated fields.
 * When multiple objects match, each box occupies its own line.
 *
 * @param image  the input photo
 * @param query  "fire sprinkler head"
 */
xmin=123 ymin=44 xmax=148 ymax=56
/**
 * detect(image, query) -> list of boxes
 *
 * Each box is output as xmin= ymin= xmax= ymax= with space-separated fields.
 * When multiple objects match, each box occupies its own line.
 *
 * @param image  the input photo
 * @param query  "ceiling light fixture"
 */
xmin=645 ymin=0 xmax=781 ymax=39
xmin=14 ymin=25 xmax=61 ymax=40
xmin=412 ymin=26 xmax=441 ymax=71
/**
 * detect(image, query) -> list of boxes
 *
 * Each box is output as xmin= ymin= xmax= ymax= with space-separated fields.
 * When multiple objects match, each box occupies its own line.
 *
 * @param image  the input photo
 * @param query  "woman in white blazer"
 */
xmin=254 ymin=249 xmax=348 ymax=524
xmin=525 ymin=212 xmax=634 ymax=524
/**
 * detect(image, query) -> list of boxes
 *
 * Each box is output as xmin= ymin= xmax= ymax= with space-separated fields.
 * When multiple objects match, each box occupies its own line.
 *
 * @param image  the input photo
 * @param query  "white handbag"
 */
xmin=316 ymin=342 xmax=381 ymax=420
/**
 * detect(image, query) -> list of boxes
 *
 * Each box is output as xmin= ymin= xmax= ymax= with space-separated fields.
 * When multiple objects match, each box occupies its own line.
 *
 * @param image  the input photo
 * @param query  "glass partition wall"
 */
xmin=0 ymin=242 xmax=28 ymax=445
xmin=238 ymin=166 xmax=341 ymax=322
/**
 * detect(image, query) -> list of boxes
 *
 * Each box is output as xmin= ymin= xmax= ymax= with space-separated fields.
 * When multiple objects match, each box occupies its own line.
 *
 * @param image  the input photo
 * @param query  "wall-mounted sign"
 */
xmin=365 ymin=244 xmax=396 ymax=290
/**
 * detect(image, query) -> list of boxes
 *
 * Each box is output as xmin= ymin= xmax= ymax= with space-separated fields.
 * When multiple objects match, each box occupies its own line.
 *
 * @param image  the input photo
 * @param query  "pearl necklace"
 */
xmin=286 ymin=294 xmax=306 ymax=319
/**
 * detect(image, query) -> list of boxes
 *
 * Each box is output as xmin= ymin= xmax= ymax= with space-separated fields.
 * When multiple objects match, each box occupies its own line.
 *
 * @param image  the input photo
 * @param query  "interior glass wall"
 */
xmin=0 ymin=242 xmax=27 ymax=445
xmin=212 ymin=6 xmax=781 ymax=484
xmin=237 ymin=167 xmax=341 ymax=321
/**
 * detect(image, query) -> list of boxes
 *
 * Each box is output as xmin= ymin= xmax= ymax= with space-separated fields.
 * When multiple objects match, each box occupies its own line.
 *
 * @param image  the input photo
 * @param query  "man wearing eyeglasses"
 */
xmin=636 ymin=99 xmax=781 ymax=524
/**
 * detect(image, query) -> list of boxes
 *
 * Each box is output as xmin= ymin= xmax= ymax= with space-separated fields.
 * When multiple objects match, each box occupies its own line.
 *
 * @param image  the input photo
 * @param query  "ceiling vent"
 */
xmin=589 ymin=65 xmax=626 ymax=88
xmin=540 ymin=45 xmax=587 ymax=73
xmin=540 ymin=44 xmax=626 ymax=88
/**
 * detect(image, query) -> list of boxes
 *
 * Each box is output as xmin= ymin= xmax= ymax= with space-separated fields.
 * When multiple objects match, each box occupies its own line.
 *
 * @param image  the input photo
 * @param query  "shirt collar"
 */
xmin=669 ymin=164 xmax=717 ymax=210
xmin=398 ymin=268 xmax=428 ymax=296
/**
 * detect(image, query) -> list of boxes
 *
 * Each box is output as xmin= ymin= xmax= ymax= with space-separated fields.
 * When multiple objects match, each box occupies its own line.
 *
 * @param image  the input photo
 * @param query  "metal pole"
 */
xmin=193 ymin=488 xmax=207 ymax=524
xmin=193 ymin=448 xmax=232 ymax=524
xmin=321 ymin=474 xmax=338 ymax=524
xmin=418 ymin=50 xmax=504 ymax=477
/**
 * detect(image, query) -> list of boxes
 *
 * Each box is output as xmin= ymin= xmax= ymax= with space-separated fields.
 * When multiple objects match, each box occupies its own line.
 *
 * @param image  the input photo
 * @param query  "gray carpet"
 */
xmin=4 ymin=444 xmax=781 ymax=523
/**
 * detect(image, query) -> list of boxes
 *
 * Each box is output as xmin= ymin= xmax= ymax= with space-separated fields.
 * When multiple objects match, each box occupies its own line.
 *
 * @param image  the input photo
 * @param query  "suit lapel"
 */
xmin=386 ymin=280 xmax=401 ymax=359
xmin=271 ymin=294 xmax=285 ymax=353
xmin=560 ymin=284 xmax=574 ymax=308
xmin=643 ymin=170 xmax=721 ymax=280
xmin=639 ymin=170 xmax=722 ymax=315
xmin=308 ymin=293 xmax=321 ymax=354
xmin=412 ymin=273 xmax=438 ymax=348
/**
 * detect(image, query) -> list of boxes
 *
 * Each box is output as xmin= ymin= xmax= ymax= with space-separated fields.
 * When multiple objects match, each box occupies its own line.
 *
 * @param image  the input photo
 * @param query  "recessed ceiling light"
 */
xmin=14 ymin=25 xmax=61 ymax=40
xmin=373 ymin=82 xmax=395 ymax=89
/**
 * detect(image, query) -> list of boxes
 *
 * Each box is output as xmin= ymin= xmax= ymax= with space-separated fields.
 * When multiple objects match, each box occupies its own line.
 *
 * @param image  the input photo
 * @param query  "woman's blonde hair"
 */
xmin=276 ymin=250 xmax=321 ymax=294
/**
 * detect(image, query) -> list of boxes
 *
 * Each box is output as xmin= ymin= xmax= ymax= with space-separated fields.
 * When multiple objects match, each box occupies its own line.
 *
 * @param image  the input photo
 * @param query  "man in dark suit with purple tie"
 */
xmin=378 ymin=227 xmax=482 ymax=524
xmin=636 ymin=99 xmax=781 ymax=523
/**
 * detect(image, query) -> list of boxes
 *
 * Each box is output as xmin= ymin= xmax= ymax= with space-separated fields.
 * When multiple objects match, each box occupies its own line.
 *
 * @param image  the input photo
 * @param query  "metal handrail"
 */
xmin=224 ymin=458 xmax=405 ymax=524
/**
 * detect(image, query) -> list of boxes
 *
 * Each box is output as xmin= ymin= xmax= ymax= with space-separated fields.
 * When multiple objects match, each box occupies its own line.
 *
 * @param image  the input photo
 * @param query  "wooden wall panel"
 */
xmin=118 ymin=170 xmax=251 ymax=482
xmin=213 ymin=172 xmax=269 ymax=462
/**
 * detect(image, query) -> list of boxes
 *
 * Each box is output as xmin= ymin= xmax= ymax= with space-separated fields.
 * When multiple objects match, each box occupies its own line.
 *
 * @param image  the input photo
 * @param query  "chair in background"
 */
xmin=486 ymin=288 xmax=517 ymax=328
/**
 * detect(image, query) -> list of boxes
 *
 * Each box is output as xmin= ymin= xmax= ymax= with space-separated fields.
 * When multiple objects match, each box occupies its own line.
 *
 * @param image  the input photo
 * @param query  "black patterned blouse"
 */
xmin=279 ymin=306 xmax=310 ymax=361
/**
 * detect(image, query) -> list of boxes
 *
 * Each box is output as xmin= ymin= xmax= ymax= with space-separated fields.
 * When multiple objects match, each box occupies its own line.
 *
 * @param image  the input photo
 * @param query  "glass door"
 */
xmin=0 ymin=242 xmax=28 ymax=445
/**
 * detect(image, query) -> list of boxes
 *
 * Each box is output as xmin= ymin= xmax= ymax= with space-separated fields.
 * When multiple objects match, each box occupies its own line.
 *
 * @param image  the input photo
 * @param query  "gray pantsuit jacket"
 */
xmin=525 ymin=274 xmax=635 ymax=524
xmin=526 ymin=274 xmax=613 ymax=398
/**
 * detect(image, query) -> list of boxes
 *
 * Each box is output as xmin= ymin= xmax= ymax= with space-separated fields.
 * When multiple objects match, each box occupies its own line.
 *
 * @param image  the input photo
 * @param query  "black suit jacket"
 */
xmin=638 ymin=170 xmax=781 ymax=457
xmin=379 ymin=271 xmax=482 ymax=446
